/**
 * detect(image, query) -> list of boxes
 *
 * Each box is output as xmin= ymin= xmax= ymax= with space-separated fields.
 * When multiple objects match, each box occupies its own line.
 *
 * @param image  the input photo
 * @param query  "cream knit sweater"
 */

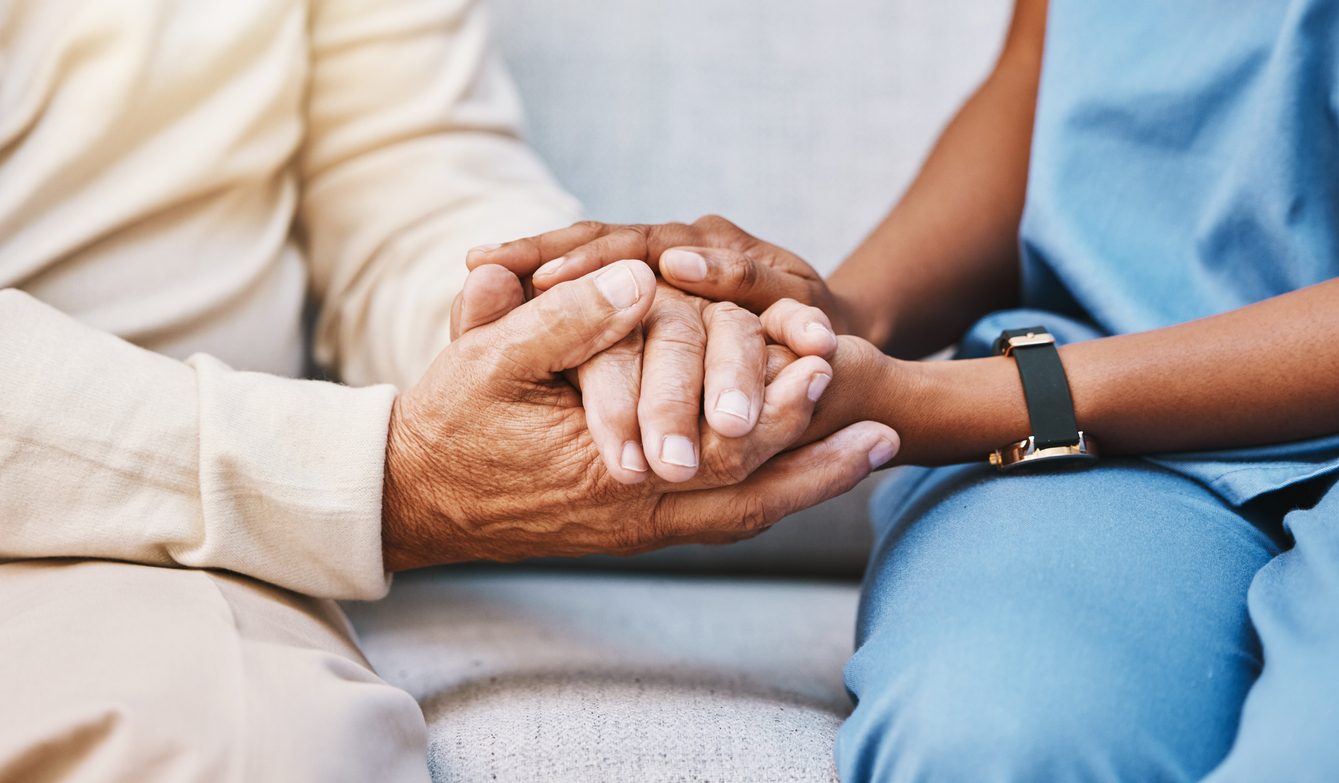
xmin=0 ymin=0 xmax=578 ymax=599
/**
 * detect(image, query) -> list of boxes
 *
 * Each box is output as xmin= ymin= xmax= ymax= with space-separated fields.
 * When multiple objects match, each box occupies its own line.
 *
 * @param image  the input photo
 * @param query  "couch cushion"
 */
xmin=345 ymin=568 xmax=860 ymax=782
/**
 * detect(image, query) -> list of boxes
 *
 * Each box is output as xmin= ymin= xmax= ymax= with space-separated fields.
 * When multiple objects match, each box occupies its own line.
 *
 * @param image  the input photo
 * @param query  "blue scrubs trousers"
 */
xmin=836 ymin=460 xmax=1339 ymax=782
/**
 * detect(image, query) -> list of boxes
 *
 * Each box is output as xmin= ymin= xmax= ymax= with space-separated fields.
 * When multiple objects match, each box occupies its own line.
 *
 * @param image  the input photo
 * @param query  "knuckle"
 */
xmin=706 ymin=301 xmax=761 ymax=331
xmin=639 ymin=394 xmax=700 ymax=425
xmin=647 ymin=307 xmax=708 ymax=345
xmin=733 ymin=232 xmax=767 ymax=255
xmin=737 ymin=316 xmax=766 ymax=344
xmin=800 ymin=304 xmax=829 ymax=323
xmin=714 ymin=300 xmax=750 ymax=319
xmin=600 ymin=330 xmax=646 ymax=361
xmin=516 ymin=236 xmax=544 ymax=258
xmin=612 ymin=520 xmax=647 ymax=551
xmin=637 ymin=506 xmax=675 ymax=548
xmin=573 ymin=220 xmax=608 ymax=234
xmin=653 ymin=324 xmax=707 ymax=354
xmin=599 ymin=404 xmax=641 ymax=436
xmin=534 ymin=279 xmax=580 ymax=317
xmin=598 ymin=226 xmax=651 ymax=259
xmin=732 ymin=252 xmax=762 ymax=293
xmin=693 ymin=214 xmax=737 ymax=233
xmin=762 ymin=300 xmax=800 ymax=328
xmin=735 ymin=494 xmax=772 ymax=531
xmin=651 ymin=220 xmax=691 ymax=236
xmin=705 ymin=447 xmax=754 ymax=486
xmin=582 ymin=376 xmax=638 ymax=421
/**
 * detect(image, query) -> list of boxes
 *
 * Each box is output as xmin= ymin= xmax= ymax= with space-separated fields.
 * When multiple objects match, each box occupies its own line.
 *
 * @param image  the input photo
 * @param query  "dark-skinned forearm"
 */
xmin=875 ymin=278 xmax=1339 ymax=465
xmin=828 ymin=0 xmax=1047 ymax=358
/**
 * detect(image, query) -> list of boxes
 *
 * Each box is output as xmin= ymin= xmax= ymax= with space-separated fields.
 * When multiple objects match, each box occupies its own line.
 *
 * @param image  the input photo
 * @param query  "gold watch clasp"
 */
xmin=989 ymin=431 xmax=1099 ymax=470
xmin=1001 ymin=331 xmax=1057 ymax=357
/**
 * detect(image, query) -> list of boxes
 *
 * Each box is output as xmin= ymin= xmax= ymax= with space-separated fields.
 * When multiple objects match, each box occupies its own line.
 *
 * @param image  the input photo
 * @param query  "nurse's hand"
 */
xmin=467 ymin=215 xmax=859 ymax=335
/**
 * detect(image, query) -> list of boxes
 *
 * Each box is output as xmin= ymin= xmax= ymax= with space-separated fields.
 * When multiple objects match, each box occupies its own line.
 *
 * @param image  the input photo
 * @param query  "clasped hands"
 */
xmin=381 ymin=216 xmax=901 ymax=571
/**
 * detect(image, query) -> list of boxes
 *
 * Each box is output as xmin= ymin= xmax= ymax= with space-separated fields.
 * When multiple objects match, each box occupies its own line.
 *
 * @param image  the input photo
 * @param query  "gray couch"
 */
xmin=343 ymin=2 xmax=1009 ymax=780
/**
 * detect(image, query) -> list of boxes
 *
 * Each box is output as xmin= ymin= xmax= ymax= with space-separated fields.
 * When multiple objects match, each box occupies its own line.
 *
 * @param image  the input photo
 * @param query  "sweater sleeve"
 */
xmin=0 ymin=289 xmax=397 ymax=600
xmin=300 ymin=0 xmax=580 ymax=390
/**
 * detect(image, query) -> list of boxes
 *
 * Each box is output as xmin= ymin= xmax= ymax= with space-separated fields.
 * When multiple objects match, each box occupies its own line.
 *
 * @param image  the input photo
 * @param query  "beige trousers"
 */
xmin=0 ymin=560 xmax=429 ymax=782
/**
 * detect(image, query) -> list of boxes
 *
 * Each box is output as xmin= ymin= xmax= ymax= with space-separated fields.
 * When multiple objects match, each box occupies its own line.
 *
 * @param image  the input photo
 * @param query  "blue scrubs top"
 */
xmin=960 ymin=0 xmax=1339 ymax=504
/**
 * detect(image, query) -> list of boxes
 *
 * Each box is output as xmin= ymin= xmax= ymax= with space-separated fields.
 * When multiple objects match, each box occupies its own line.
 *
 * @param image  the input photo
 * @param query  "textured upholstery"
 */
xmin=347 ymin=570 xmax=860 ymax=782
xmin=349 ymin=2 xmax=1013 ymax=780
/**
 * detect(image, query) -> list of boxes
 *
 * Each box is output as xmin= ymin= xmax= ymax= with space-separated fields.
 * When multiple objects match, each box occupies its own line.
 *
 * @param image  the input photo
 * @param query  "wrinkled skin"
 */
xmin=382 ymin=261 xmax=899 ymax=571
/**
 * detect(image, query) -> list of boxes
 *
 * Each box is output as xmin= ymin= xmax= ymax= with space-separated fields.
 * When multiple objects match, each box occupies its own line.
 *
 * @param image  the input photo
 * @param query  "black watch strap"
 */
xmin=993 ymin=327 xmax=1081 ymax=449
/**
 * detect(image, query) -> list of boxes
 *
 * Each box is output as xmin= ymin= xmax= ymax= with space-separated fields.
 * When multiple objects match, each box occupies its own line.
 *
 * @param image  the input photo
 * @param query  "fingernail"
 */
xmin=466 ymin=244 xmax=501 ymax=264
xmin=595 ymin=265 xmax=641 ymax=309
xmin=807 ymin=373 xmax=832 ymax=402
xmin=868 ymin=438 xmax=897 ymax=469
xmin=662 ymin=250 xmax=707 ymax=282
xmin=620 ymin=441 xmax=649 ymax=472
xmin=805 ymin=321 xmax=836 ymax=341
xmin=715 ymin=389 xmax=752 ymax=421
xmin=660 ymin=435 xmax=698 ymax=468
xmin=535 ymin=256 xmax=567 ymax=277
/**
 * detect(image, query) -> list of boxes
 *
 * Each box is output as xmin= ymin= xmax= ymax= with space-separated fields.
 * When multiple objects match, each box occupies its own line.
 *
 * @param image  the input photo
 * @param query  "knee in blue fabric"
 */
xmin=1204 ymin=478 xmax=1339 ymax=783
xmin=839 ymin=632 xmax=1175 ymax=782
xmin=837 ymin=461 xmax=1280 ymax=782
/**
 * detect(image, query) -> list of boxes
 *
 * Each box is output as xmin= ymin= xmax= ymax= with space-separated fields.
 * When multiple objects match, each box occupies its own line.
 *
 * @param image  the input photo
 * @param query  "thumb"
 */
xmin=452 ymin=264 xmax=526 ymax=340
xmin=467 ymin=259 xmax=657 ymax=379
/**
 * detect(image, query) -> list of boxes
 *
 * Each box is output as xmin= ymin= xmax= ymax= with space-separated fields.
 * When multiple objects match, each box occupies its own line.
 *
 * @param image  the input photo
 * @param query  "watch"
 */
xmin=989 ymin=326 xmax=1098 ymax=470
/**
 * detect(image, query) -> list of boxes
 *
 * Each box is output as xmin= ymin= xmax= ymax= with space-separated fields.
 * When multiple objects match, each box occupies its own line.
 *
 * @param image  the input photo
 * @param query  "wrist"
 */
xmin=880 ymin=355 xmax=1031 ymax=466
xmin=827 ymin=282 xmax=893 ymax=348
xmin=381 ymin=396 xmax=445 ymax=572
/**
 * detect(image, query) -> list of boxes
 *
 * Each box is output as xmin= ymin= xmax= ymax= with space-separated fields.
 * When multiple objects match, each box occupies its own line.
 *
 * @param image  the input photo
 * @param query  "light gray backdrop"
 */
xmin=490 ymin=0 xmax=1012 ymax=273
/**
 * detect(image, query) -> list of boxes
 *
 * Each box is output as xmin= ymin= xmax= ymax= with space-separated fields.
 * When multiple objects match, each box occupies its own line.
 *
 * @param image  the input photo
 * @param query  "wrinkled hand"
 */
xmin=453 ymin=259 xmax=842 ymax=486
xmin=568 ymin=282 xmax=844 ymax=484
xmin=467 ymin=215 xmax=855 ymax=333
xmin=384 ymin=261 xmax=899 ymax=571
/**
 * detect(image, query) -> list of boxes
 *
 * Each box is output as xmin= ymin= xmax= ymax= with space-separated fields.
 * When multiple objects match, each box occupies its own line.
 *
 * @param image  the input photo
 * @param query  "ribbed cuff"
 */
xmin=190 ymin=355 xmax=398 ymax=600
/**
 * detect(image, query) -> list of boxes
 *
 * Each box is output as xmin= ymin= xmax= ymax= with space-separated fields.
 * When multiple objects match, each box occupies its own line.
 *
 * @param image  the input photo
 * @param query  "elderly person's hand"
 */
xmin=467 ymin=215 xmax=858 ymax=334
xmin=456 ymin=248 xmax=841 ymax=486
xmin=467 ymin=219 xmax=860 ymax=481
xmin=383 ymin=261 xmax=898 ymax=571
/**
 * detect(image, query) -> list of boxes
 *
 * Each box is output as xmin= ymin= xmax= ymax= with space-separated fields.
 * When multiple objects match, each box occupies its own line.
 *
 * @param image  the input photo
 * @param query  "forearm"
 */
xmin=0 ymin=289 xmax=396 ymax=600
xmin=879 ymin=278 xmax=1339 ymax=465
xmin=302 ymin=0 xmax=578 ymax=389
xmin=829 ymin=0 xmax=1046 ymax=358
